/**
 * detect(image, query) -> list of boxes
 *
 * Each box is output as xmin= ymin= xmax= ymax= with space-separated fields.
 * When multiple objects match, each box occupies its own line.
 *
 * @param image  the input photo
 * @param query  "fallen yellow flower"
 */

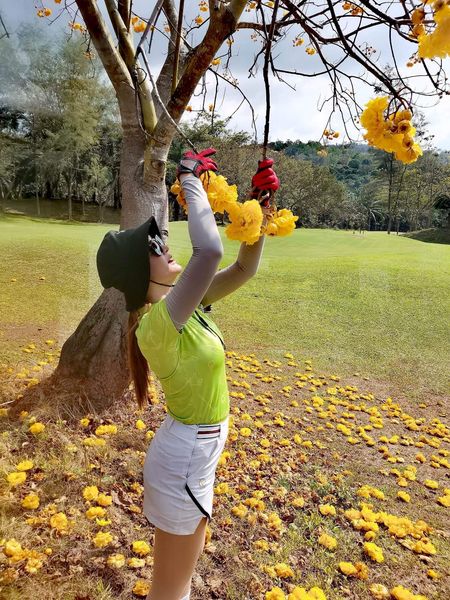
xmin=133 ymin=579 xmax=151 ymax=596
xmin=83 ymin=485 xmax=99 ymax=501
xmin=29 ymin=422 xmax=45 ymax=434
xmin=107 ymin=553 xmax=125 ymax=568
xmin=21 ymin=493 xmax=40 ymax=510
xmin=93 ymin=531 xmax=113 ymax=548
xmin=132 ymin=540 xmax=151 ymax=556
xmin=6 ymin=471 xmax=27 ymax=486
xmin=318 ymin=533 xmax=337 ymax=550
xmin=319 ymin=504 xmax=336 ymax=516
xmin=364 ymin=541 xmax=384 ymax=563
xmin=16 ymin=459 xmax=34 ymax=471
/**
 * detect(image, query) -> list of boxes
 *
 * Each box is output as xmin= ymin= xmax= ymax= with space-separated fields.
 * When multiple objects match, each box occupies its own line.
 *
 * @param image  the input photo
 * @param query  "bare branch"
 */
xmin=75 ymin=0 xmax=132 ymax=93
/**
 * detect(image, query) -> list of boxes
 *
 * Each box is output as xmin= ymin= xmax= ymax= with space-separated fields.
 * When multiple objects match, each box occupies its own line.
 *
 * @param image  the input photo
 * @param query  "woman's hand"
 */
xmin=251 ymin=158 xmax=280 ymax=208
xmin=177 ymin=148 xmax=218 ymax=179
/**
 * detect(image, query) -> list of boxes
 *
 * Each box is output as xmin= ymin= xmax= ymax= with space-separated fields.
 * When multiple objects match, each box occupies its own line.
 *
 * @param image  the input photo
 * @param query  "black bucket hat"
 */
xmin=96 ymin=216 xmax=163 ymax=312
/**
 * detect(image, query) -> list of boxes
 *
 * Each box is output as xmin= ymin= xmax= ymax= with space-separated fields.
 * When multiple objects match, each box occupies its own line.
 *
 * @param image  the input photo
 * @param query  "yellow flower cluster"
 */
xmin=50 ymin=512 xmax=70 ymax=533
xmin=226 ymin=200 xmax=263 ymax=245
xmin=417 ymin=1 xmax=450 ymax=59
xmin=318 ymin=532 xmax=337 ymax=550
xmin=262 ymin=208 xmax=299 ymax=237
xmin=360 ymin=97 xmax=422 ymax=164
xmin=363 ymin=541 xmax=384 ymax=562
xmin=95 ymin=424 xmax=118 ymax=436
xmin=2 ymin=538 xmax=48 ymax=574
xmin=391 ymin=585 xmax=429 ymax=600
xmin=133 ymin=579 xmax=151 ymax=596
xmin=132 ymin=540 xmax=151 ymax=556
xmin=345 ymin=501 xmax=433 ymax=545
xmin=171 ymin=172 xmax=298 ymax=243
xmin=36 ymin=8 xmax=52 ymax=17
xmin=319 ymin=503 xmax=336 ymax=516
xmin=339 ymin=561 xmax=369 ymax=579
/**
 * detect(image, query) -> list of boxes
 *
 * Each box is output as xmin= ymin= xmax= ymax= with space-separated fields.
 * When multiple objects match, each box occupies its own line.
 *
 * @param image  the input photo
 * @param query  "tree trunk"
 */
xmin=387 ymin=155 xmax=393 ymax=234
xmin=68 ymin=177 xmax=73 ymax=221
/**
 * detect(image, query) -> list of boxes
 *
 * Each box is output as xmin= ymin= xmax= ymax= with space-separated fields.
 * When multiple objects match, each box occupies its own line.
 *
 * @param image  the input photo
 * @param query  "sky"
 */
xmin=2 ymin=1 xmax=450 ymax=150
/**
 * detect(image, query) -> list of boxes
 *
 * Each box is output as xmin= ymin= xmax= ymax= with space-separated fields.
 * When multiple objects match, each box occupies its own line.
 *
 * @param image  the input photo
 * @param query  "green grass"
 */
xmin=1 ymin=213 xmax=449 ymax=400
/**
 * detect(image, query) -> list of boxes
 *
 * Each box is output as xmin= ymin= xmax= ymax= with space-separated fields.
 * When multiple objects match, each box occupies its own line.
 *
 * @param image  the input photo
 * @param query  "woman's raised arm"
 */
xmin=165 ymin=164 xmax=224 ymax=331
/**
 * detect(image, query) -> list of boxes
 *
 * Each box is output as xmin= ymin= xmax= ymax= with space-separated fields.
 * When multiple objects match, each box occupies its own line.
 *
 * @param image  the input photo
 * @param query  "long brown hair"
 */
xmin=127 ymin=307 xmax=150 ymax=410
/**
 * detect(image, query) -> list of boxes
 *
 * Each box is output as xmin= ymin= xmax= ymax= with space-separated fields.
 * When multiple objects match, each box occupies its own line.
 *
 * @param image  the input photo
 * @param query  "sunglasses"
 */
xmin=148 ymin=234 xmax=165 ymax=256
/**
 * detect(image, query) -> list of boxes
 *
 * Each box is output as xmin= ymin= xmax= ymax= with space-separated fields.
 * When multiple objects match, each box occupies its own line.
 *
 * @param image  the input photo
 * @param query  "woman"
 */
xmin=96 ymin=149 xmax=279 ymax=600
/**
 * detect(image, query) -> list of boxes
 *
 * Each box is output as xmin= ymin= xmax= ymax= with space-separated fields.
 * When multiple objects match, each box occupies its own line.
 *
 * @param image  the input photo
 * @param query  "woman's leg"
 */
xmin=147 ymin=516 xmax=208 ymax=600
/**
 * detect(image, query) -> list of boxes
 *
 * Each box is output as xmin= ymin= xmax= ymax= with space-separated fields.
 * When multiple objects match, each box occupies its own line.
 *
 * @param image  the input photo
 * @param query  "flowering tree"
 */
xmin=25 ymin=0 xmax=449 ymax=411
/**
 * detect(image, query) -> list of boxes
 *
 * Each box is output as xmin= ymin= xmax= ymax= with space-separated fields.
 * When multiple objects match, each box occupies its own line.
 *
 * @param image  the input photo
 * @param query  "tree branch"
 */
xmin=104 ymin=0 xmax=157 ymax=132
xmin=75 ymin=0 xmax=133 ymax=94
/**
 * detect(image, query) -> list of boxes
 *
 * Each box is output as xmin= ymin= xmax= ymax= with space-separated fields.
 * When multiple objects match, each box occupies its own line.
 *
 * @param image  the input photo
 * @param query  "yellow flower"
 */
xmin=50 ymin=512 xmax=69 ymax=533
xmin=240 ymin=427 xmax=252 ymax=437
xmin=291 ymin=497 xmax=305 ymax=508
xmin=391 ymin=585 xmax=427 ymax=600
xmin=211 ymin=58 xmax=221 ymax=66
xmin=265 ymin=588 xmax=286 ymax=600
xmin=369 ymin=584 xmax=390 ymax=599
xmin=263 ymin=208 xmax=299 ymax=237
xmin=288 ymin=588 xmax=327 ymax=600
xmin=128 ymin=557 xmax=146 ymax=568
xmin=107 ymin=553 xmax=125 ymax=568
xmin=215 ymin=482 xmax=230 ymax=494
xmin=231 ymin=503 xmax=248 ymax=518
xmin=16 ymin=459 xmax=34 ymax=471
xmin=133 ymin=580 xmax=151 ymax=596
xmin=95 ymin=424 xmax=118 ymax=436
xmin=397 ymin=491 xmax=410 ymax=502
xmin=339 ymin=561 xmax=358 ymax=576
xmin=274 ymin=562 xmax=294 ymax=578
xmin=80 ymin=417 xmax=90 ymax=427
xmin=360 ymin=96 xmax=422 ymax=164
xmin=418 ymin=6 xmax=450 ymax=59
xmin=253 ymin=539 xmax=270 ymax=551
xmin=29 ymin=422 xmax=45 ymax=434
xmin=7 ymin=471 xmax=27 ymax=486
xmin=364 ymin=541 xmax=384 ymax=563
xmin=83 ymin=485 xmax=99 ymax=501
xmin=135 ymin=419 xmax=146 ymax=430
xmin=132 ymin=540 xmax=151 ymax=556
xmin=93 ymin=531 xmax=113 ymax=548
xmin=424 ymin=479 xmax=439 ymax=489
xmin=412 ymin=539 xmax=436 ymax=555
xmin=86 ymin=506 xmax=106 ymax=519
xmin=226 ymin=200 xmax=263 ymax=245
xmin=82 ymin=436 xmax=106 ymax=447
xmin=21 ymin=493 xmax=40 ymax=510
xmin=318 ymin=533 xmax=337 ymax=550
xmin=3 ymin=539 xmax=23 ymax=557
xmin=97 ymin=493 xmax=113 ymax=507
xmin=319 ymin=504 xmax=336 ymax=516
xmin=437 ymin=494 xmax=450 ymax=507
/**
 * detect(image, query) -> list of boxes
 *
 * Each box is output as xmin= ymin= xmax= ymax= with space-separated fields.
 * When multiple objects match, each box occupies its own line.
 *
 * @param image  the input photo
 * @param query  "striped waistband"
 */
xmin=196 ymin=423 xmax=222 ymax=439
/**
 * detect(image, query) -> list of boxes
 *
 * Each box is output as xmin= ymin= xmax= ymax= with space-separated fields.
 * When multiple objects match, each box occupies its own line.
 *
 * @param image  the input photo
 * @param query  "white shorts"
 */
xmin=143 ymin=413 xmax=229 ymax=535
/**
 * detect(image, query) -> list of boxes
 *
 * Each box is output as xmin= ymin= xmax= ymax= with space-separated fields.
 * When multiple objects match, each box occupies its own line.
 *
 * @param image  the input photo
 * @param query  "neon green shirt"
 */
xmin=135 ymin=299 xmax=229 ymax=425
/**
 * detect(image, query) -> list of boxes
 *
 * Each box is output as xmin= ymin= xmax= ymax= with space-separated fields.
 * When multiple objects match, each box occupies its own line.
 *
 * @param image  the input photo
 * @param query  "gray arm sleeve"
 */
xmin=165 ymin=175 xmax=224 ymax=331
xmin=201 ymin=233 xmax=265 ymax=307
